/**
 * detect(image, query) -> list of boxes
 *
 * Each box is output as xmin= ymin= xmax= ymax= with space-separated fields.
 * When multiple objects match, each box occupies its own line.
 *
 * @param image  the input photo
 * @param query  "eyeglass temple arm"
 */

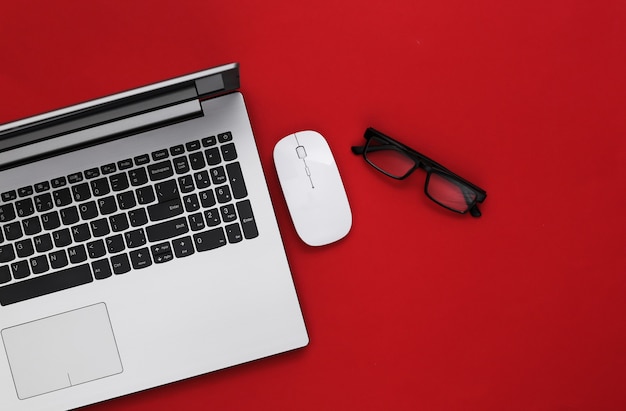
xmin=464 ymin=188 xmax=482 ymax=217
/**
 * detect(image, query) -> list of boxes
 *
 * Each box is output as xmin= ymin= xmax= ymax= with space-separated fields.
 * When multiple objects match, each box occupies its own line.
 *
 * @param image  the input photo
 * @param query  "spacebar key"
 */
xmin=0 ymin=264 xmax=93 ymax=306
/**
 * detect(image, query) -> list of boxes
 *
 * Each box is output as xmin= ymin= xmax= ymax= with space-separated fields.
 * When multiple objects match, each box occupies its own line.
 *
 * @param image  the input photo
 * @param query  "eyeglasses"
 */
xmin=352 ymin=127 xmax=487 ymax=217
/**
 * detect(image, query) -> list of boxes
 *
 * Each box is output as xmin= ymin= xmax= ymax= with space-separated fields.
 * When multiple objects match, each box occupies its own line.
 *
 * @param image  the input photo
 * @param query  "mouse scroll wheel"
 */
xmin=296 ymin=146 xmax=307 ymax=159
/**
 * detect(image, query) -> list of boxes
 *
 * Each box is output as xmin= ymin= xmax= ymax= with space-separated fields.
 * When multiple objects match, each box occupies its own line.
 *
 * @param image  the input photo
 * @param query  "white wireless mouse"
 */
xmin=273 ymin=130 xmax=352 ymax=246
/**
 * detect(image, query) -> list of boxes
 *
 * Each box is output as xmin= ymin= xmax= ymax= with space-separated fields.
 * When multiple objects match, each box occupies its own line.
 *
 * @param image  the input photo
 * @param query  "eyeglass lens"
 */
xmin=426 ymin=172 xmax=477 ymax=213
xmin=364 ymin=137 xmax=416 ymax=178
xmin=364 ymin=136 xmax=477 ymax=213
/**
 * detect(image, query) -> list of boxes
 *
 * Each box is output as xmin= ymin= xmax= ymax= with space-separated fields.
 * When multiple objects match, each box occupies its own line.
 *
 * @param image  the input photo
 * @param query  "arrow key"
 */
xmin=130 ymin=247 xmax=151 ymax=269
xmin=173 ymin=236 xmax=195 ymax=258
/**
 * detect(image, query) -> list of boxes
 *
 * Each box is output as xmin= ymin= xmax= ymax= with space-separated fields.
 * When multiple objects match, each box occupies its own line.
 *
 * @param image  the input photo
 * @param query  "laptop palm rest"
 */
xmin=1 ymin=303 xmax=122 ymax=399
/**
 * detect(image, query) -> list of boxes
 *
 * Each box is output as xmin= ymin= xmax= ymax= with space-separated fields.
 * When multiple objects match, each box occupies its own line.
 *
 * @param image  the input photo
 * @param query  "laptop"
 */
xmin=0 ymin=63 xmax=308 ymax=410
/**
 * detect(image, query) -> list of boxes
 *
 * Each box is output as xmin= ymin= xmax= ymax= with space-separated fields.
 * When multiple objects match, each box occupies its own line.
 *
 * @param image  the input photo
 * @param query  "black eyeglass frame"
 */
xmin=351 ymin=127 xmax=487 ymax=217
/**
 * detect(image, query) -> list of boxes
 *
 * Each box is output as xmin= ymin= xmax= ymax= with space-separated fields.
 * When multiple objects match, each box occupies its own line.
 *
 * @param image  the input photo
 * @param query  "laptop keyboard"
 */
xmin=0 ymin=131 xmax=258 ymax=306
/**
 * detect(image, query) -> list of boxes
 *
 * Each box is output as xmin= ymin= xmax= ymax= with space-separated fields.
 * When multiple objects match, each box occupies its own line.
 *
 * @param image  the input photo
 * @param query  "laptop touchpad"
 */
xmin=1 ymin=303 xmax=123 ymax=399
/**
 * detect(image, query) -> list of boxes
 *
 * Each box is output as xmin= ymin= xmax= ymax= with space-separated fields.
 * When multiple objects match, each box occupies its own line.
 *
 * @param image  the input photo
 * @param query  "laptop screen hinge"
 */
xmin=0 ymin=100 xmax=202 ymax=170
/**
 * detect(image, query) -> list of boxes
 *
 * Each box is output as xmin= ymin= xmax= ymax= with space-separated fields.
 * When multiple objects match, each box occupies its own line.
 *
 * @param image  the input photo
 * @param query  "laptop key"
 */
xmin=125 ymin=228 xmax=147 ymax=248
xmin=18 ymin=186 xmax=33 ymax=197
xmin=90 ymin=218 xmax=110 ymax=237
xmin=106 ymin=234 xmax=125 ymax=253
xmin=91 ymin=178 xmax=111 ymax=196
xmin=136 ymin=186 xmax=155 ymax=204
xmin=215 ymin=185 xmax=232 ymax=204
xmin=0 ymin=266 xmax=10 ymax=284
xmin=15 ymin=239 xmax=34 ymax=258
xmin=101 ymin=163 xmax=117 ymax=174
xmin=221 ymin=143 xmax=237 ymax=162
xmin=51 ymin=176 xmax=67 ymax=188
xmin=118 ymin=159 xmax=133 ymax=170
xmin=146 ymin=217 xmax=189 ymax=242
xmin=111 ymin=254 xmax=131 ymax=275
xmin=193 ymin=228 xmax=227 ymax=252
xmin=220 ymin=204 xmax=237 ymax=223
xmin=2 ymin=190 xmax=17 ymax=202
xmin=110 ymin=213 xmax=129 ymax=232
xmin=185 ymin=140 xmax=201 ymax=151
xmin=204 ymin=208 xmax=221 ymax=227
xmin=34 ymin=233 xmax=53 ymax=253
xmin=236 ymin=200 xmax=259 ymax=239
xmin=67 ymin=172 xmax=83 ymax=184
xmin=188 ymin=213 xmax=205 ymax=231
xmin=88 ymin=240 xmax=106 ymax=259
xmin=129 ymin=168 xmax=148 ymax=186
xmin=178 ymin=175 xmax=194 ymax=193
xmin=60 ymin=206 xmax=80 ymax=225
xmin=79 ymin=201 xmax=99 ymax=220
xmin=183 ymin=194 xmax=200 ymax=212
xmin=41 ymin=211 xmax=61 ymax=231
xmin=15 ymin=198 xmax=35 ymax=217
xmin=30 ymin=255 xmax=49 ymax=275
xmin=130 ymin=247 xmax=152 ymax=269
xmin=194 ymin=170 xmax=211 ymax=189
xmin=225 ymin=223 xmax=243 ymax=244
xmin=4 ymin=222 xmax=23 ymax=241
xmin=53 ymin=187 xmax=72 ymax=206
xmin=0 ymin=263 xmax=92 ymax=306
xmin=34 ymin=193 xmax=54 ymax=212
xmin=173 ymin=156 xmax=190 ymax=174
xmin=68 ymin=245 xmax=88 ymax=264
xmin=49 ymin=250 xmax=68 ymax=269
xmin=117 ymin=191 xmax=137 ymax=210
xmin=170 ymin=144 xmax=185 ymax=156
xmin=72 ymin=183 xmax=91 ymax=201
xmin=148 ymin=198 xmax=183 ymax=221
xmin=98 ymin=196 xmax=118 ymax=215
xmin=226 ymin=162 xmax=248 ymax=199
xmin=52 ymin=228 xmax=72 ymax=248
xmin=172 ymin=236 xmax=194 ymax=258
xmin=155 ymin=179 xmax=179 ymax=202
xmin=134 ymin=154 xmax=150 ymax=166
xmin=205 ymin=147 xmax=221 ymax=166
xmin=202 ymin=136 xmax=217 ymax=147
xmin=148 ymin=160 xmax=174 ymax=181
xmin=71 ymin=223 xmax=91 ymax=243
xmin=11 ymin=260 xmax=30 ymax=280
xmin=84 ymin=168 xmax=100 ymax=179
xmin=199 ymin=190 xmax=216 ymax=208
xmin=210 ymin=166 xmax=227 ymax=185
xmin=92 ymin=258 xmax=112 ymax=280
xmin=22 ymin=216 xmax=42 ymax=235
xmin=129 ymin=208 xmax=148 ymax=227
xmin=0 ymin=244 xmax=15 ymax=263
xmin=217 ymin=131 xmax=233 ymax=143
xmin=0 ymin=204 xmax=16 ymax=222
xmin=151 ymin=242 xmax=173 ymax=264
xmin=110 ymin=173 xmax=129 ymax=191
xmin=34 ymin=181 xmax=51 ymax=192
xmin=189 ymin=152 xmax=205 ymax=170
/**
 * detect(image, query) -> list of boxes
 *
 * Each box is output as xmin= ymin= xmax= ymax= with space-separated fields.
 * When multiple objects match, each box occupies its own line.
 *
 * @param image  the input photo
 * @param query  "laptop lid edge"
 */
xmin=0 ymin=63 xmax=240 ymax=144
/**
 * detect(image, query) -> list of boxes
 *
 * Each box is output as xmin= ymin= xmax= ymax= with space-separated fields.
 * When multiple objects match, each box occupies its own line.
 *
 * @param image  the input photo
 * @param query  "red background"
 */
xmin=2 ymin=1 xmax=626 ymax=410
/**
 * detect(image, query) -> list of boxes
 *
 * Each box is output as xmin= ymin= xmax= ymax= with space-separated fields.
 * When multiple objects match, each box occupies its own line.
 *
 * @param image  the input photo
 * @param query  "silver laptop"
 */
xmin=0 ymin=63 xmax=308 ymax=410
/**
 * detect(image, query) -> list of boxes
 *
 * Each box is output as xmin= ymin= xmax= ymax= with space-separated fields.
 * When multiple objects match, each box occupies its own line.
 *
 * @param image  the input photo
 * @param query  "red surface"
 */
xmin=2 ymin=1 xmax=626 ymax=410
